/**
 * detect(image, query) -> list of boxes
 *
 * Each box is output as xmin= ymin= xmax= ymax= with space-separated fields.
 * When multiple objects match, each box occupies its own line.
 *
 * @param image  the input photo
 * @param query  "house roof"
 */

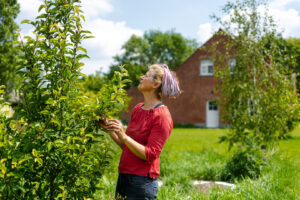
xmin=175 ymin=28 xmax=230 ymax=72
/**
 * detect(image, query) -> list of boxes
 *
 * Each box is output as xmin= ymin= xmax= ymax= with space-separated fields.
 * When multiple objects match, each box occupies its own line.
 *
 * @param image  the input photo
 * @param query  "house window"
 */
xmin=208 ymin=101 xmax=218 ymax=111
xmin=228 ymin=58 xmax=236 ymax=69
xmin=248 ymin=99 xmax=255 ymax=116
xmin=228 ymin=58 xmax=236 ymax=74
xmin=200 ymin=59 xmax=214 ymax=76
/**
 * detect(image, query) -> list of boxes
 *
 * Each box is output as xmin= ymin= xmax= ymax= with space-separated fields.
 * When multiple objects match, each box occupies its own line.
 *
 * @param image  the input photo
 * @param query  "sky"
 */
xmin=16 ymin=0 xmax=300 ymax=75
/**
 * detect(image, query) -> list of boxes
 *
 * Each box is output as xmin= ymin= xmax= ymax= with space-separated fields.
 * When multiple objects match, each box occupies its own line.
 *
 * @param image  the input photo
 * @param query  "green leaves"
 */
xmin=0 ymin=159 xmax=7 ymax=176
xmin=78 ymin=46 xmax=87 ymax=54
xmin=1 ymin=0 xmax=120 ymax=199
xmin=0 ymin=0 xmax=133 ymax=198
xmin=38 ymin=5 xmax=45 ymax=12
xmin=0 ymin=0 xmax=21 ymax=101
xmin=32 ymin=149 xmax=43 ymax=165
xmin=210 ymin=0 xmax=300 ymax=151
xmin=76 ymin=54 xmax=90 ymax=59
xmin=21 ymin=19 xmax=32 ymax=24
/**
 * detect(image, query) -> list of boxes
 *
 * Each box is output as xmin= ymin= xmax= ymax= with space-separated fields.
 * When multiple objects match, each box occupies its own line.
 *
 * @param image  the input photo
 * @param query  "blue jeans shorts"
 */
xmin=115 ymin=173 xmax=158 ymax=200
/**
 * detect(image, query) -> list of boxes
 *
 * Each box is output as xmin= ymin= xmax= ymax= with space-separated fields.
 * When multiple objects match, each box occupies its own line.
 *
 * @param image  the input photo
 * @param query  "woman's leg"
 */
xmin=144 ymin=176 xmax=158 ymax=200
xmin=126 ymin=174 xmax=158 ymax=200
xmin=115 ymin=173 xmax=126 ymax=199
xmin=116 ymin=173 xmax=158 ymax=200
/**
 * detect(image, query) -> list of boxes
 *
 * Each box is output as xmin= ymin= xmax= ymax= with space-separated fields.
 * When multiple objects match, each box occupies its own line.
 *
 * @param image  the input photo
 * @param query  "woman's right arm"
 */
xmin=108 ymin=131 xmax=124 ymax=149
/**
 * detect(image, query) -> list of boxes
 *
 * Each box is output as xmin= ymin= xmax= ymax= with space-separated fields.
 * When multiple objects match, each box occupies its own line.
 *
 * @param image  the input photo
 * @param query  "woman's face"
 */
xmin=138 ymin=70 xmax=157 ymax=92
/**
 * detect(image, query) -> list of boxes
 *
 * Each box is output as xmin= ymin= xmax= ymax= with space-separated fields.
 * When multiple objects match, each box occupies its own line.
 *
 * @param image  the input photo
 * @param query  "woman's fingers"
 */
xmin=107 ymin=126 xmax=120 ymax=132
xmin=108 ymin=121 xmax=123 ymax=129
xmin=106 ymin=124 xmax=120 ymax=130
xmin=99 ymin=123 xmax=117 ymax=133
xmin=107 ymin=121 xmax=117 ymax=126
xmin=102 ymin=119 xmax=124 ymax=135
xmin=108 ymin=119 xmax=122 ymax=125
xmin=108 ymin=122 xmax=120 ymax=127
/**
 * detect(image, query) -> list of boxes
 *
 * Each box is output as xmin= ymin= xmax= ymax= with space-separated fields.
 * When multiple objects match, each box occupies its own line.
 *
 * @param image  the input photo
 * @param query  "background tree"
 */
xmin=107 ymin=30 xmax=198 ymax=88
xmin=210 ymin=0 xmax=300 ymax=180
xmin=285 ymin=37 xmax=300 ymax=95
xmin=0 ymin=0 xmax=20 ymax=101
xmin=79 ymin=71 xmax=106 ymax=94
xmin=0 ymin=0 xmax=130 ymax=199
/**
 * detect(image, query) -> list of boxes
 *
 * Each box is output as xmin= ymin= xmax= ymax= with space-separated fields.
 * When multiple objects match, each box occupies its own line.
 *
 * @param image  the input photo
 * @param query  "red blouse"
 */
xmin=118 ymin=102 xmax=173 ymax=178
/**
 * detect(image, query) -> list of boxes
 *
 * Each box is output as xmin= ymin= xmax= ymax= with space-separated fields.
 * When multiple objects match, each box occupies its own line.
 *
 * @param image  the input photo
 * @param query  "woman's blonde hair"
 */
xmin=148 ymin=64 xmax=181 ymax=100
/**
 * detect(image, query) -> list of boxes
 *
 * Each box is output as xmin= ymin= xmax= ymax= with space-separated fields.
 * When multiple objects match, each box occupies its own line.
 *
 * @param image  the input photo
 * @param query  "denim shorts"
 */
xmin=115 ymin=173 xmax=158 ymax=200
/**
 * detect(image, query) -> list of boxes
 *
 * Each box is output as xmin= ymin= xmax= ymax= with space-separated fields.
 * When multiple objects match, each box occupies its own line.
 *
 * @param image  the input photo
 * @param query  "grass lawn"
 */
xmin=279 ymin=126 xmax=300 ymax=166
xmin=95 ymin=125 xmax=300 ymax=199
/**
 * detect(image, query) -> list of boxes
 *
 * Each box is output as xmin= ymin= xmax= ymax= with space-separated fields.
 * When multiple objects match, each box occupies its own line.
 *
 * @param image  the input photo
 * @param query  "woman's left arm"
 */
xmin=107 ymin=119 xmax=147 ymax=160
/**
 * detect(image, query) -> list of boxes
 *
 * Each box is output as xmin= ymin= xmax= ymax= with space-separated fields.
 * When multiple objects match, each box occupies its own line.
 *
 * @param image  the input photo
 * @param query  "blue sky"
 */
xmin=104 ymin=0 xmax=225 ymax=40
xmin=17 ymin=0 xmax=300 ymax=75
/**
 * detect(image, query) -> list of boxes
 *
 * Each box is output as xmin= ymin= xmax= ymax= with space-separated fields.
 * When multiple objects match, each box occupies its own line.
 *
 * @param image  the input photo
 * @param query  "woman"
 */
xmin=100 ymin=64 xmax=181 ymax=200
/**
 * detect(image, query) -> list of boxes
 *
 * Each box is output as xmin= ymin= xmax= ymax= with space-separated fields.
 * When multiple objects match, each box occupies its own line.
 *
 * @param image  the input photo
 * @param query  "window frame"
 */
xmin=228 ymin=58 xmax=236 ymax=69
xmin=200 ymin=59 xmax=214 ymax=76
xmin=208 ymin=100 xmax=219 ymax=111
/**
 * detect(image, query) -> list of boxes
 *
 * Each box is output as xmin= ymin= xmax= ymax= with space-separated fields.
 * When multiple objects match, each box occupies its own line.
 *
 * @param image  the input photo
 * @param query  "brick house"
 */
xmin=122 ymin=29 xmax=232 ymax=128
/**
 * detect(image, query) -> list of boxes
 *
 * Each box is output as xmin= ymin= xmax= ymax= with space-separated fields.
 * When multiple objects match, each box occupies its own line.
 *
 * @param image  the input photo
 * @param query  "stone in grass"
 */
xmin=157 ymin=180 xmax=163 ymax=187
xmin=193 ymin=180 xmax=236 ymax=194
xmin=157 ymin=180 xmax=235 ymax=192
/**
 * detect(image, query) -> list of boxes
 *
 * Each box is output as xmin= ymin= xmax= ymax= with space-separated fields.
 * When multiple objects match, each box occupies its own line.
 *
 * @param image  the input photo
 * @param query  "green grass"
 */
xmin=279 ymin=126 xmax=300 ymax=166
xmin=164 ymin=128 xmax=229 ymax=154
xmin=95 ymin=126 xmax=300 ymax=199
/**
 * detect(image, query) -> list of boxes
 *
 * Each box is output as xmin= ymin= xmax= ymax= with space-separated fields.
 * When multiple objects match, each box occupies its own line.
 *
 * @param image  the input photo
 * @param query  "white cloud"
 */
xmin=19 ymin=0 xmax=42 ymax=20
xmin=269 ymin=0 xmax=298 ymax=9
xmin=83 ymin=19 xmax=142 ymax=58
xmin=81 ymin=59 xmax=112 ymax=75
xmin=197 ymin=23 xmax=214 ymax=43
xmin=82 ymin=18 xmax=143 ymax=74
xmin=81 ymin=0 xmax=113 ymax=19
xmin=19 ymin=0 xmax=113 ymax=20
xmin=268 ymin=0 xmax=300 ymax=37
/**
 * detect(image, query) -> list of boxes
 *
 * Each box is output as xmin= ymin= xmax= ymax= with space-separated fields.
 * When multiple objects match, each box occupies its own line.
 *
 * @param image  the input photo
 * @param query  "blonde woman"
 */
xmin=100 ymin=64 xmax=181 ymax=200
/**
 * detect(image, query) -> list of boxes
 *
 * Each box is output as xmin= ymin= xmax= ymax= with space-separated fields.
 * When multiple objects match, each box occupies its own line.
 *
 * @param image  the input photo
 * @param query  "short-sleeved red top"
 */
xmin=118 ymin=102 xmax=173 ymax=178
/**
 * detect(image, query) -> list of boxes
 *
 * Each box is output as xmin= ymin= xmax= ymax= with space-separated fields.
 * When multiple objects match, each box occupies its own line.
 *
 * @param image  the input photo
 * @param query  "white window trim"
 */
xmin=200 ymin=59 xmax=214 ymax=76
xmin=228 ymin=58 xmax=236 ymax=75
xmin=228 ymin=58 xmax=236 ymax=69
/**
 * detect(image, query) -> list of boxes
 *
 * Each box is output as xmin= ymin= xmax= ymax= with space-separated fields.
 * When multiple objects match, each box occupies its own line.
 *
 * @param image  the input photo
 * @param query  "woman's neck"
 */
xmin=142 ymin=92 xmax=162 ymax=110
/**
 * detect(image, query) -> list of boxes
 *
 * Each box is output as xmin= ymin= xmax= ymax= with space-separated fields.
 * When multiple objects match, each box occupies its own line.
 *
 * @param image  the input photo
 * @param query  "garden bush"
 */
xmin=221 ymin=147 xmax=267 ymax=181
xmin=0 ymin=0 xmax=130 ymax=199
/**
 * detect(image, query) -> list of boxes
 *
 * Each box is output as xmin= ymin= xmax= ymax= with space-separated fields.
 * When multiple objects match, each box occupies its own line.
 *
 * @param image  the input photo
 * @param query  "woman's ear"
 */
xmin=153 ymin=82 xmax=161 ymax=89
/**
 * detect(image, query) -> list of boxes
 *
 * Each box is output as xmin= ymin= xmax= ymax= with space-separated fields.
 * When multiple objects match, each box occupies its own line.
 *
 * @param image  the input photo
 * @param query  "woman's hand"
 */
xmin=106 ymin=119 xmax=128 ymax=141
xmin=97 ymin=116 xmax=116 ymax=135
xmin=106 ymin=119 xmax=146 ymax=160
xmin=97 ymin=117 xmax=125 ymax=149
xmin=97 ymin=115 xmax=108 ymax=128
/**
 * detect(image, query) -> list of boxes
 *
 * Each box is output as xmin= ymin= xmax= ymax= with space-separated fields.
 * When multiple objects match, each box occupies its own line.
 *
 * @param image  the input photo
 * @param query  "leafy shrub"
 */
xmin=173 ymin=123 xmax=198 ymax=128
xmin=0 ymin=0 xmax=130 ymax=199
xmin=221 ymin=145 xmax=268 ymax=181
